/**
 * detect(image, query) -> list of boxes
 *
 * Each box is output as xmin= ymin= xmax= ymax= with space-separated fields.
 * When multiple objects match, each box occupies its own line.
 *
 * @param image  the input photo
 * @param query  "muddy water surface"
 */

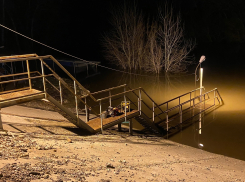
xmin=79 ymin=52 xmax=245 ymax=161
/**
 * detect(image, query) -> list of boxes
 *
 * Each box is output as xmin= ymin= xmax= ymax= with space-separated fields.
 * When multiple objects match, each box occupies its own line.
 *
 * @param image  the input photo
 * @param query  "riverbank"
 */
xmin=0 ymin=109 xmax=245 ymax=182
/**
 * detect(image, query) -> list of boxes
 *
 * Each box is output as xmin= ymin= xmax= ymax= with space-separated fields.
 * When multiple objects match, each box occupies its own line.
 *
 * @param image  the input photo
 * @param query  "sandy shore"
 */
xmin=1 ymin=109 xmax=245 ymax=181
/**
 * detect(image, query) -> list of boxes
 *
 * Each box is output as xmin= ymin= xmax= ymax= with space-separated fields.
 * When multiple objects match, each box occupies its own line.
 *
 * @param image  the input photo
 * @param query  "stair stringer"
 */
xmin=134 ymin=115 xmax=162 ymax=134
xmin=46 ymin=94 xmax=95 ymax=134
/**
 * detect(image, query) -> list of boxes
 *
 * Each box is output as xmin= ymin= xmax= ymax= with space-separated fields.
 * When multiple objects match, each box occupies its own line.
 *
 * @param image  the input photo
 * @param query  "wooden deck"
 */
xmin=87 ymin=110 xmax=139 ymax=132
xmin=0 ymin=89 xmax=45 ymax=108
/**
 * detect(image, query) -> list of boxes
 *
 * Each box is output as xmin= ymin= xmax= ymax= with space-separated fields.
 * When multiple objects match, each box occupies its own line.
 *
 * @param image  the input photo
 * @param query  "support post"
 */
xmin=26 ymin=60 xmax=32 ymax=89
xmin=129 ymin=119 xmax=133 ymax=135
xmin=118 ymin=123 xmax=121 ymax=132
xmin=166 ymin=112 xmax=169 ymax=132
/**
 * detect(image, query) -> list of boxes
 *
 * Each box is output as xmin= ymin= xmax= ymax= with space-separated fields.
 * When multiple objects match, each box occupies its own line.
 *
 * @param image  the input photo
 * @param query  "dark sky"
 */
xmin=1 ymin=0 xmax=245 ymax=61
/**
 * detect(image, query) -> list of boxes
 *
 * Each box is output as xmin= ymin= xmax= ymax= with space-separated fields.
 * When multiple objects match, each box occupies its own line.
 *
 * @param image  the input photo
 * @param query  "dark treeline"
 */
xmin=0 ymin=0 xmax=245 ymax=60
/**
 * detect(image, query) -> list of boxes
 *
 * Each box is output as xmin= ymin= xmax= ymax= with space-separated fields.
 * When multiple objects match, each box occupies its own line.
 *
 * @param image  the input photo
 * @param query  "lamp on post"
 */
xmin=195 ymin=55 xmax=206 ymax=94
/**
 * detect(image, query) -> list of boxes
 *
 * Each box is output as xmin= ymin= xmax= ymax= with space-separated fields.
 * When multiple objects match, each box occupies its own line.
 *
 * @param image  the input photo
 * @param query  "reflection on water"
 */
xmin=80 ymin=54 xmax=245 ymax=161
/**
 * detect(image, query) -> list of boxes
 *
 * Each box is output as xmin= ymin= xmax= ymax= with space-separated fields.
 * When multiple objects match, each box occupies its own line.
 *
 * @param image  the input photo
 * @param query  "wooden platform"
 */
xmin=87 ymin=110 xmax=139 ymax=132
xmin=0 ymin=89 xmax=45 ymax=108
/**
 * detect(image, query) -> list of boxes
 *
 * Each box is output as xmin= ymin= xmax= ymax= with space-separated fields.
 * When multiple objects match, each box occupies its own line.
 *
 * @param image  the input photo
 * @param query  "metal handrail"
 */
xmin=90 ymin=84 xmax=127 ymax=95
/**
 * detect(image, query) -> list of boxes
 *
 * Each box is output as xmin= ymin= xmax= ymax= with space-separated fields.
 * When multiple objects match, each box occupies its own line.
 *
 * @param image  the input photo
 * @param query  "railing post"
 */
xmin=214 ymin=90 xmax=216 ymax=105
xmin=139 ymin=89 xmax=142 ymax=115
xmin=180 ymin=105 xmax=182 ymax=124
xmin=59 ymin=80 xmax=63 ymax=105
xmin=152 ymin=102 xmax=155 ymax=123
xmin=190 ymin=92 xmax=192 ymax=108
xmin=26 ymin=60 xmax=32 ymax=90
xmin=166 ymin=112 xmax=169 ymax=132
xmin=204 ymin=94 xmax=205 ymax=110
xmin=74 ymin=81 xmax=79 ymax=120
xmin=124 ymin=86 xmax=127 ymax=122
xmin=100 ymin=100 xmax=103 ymax=133
xmin=109 ymin=90 xmax=111 ymax=107
xmin=85 ymin=97 xmax=88 ymax=122
xmin=40 ymin=59 xmax=47 ymax=98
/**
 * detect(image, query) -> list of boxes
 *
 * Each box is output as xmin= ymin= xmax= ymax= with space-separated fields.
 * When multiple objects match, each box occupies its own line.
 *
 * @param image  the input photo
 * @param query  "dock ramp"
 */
xmin=0 ymin=54 xmax=223 ymax=134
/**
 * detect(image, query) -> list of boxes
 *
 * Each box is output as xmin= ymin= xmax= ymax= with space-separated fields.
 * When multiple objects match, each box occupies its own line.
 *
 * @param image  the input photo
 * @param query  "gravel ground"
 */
xmin=1 ymin=107 xmax=245 ymax=181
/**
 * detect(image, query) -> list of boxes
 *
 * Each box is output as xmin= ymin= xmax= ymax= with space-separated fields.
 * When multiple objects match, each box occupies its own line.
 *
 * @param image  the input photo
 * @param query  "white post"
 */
xmin=199 ymin=68 xmax=203 ymax=102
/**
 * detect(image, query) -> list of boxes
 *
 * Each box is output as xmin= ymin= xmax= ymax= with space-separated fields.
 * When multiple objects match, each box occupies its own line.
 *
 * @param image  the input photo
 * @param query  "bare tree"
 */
xmin=103 ymin=2 xmax=146 ymax=71
xmin=159 ymin=6 xmax=195 ymax=73
xmin=103 ymin=3 xmax=195 ymax=74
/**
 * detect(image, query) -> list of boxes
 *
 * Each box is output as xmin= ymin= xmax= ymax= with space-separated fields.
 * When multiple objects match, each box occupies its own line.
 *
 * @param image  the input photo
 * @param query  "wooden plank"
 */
xmin=87 ymin=110 xmax=139 ymax=131
xmin=0 ymin=89 xmax=42 ymax=102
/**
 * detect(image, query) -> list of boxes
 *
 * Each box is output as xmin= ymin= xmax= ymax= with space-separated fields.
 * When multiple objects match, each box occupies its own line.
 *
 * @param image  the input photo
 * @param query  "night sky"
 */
xmin=1 ymin=0 xmax=245 ymax=62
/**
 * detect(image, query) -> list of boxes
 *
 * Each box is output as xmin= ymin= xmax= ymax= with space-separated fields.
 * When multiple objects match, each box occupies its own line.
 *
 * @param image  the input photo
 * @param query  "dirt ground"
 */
xmin=1 ymin=112 xmax=245 ymax=181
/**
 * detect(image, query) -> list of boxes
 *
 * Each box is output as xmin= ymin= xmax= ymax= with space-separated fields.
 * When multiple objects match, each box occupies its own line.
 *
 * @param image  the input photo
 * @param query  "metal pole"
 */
xmin=40 ymin=59 xmax=46 ymax=97
xmin=109 ymin=90 xmax=111 ymax=107
xmin=100 ymin=100 xmax=103 ymax=133
xmin=190 ymin=92 xmax=192 ymax=108
xmin=180 ymin=105 xmax=182 ymax=123
xmin=124 ymin=86 xmax=127 ymax=122
xmin=166 ymin=112 xmax=169 ymax=132
xmin=59 ymin=80 xmax=63 ymax=105
xmin=26 ymin=60 xmax=32 ymax=89
xmin=200 ymin=68 xmax=203 ymax=103
xmin=214 ymin=90 xmax=216 ymax=105
xmin=152 ymin=102 xmax=155 ymax=123
xmin=85 ymin=97 xmax=88 ymax=122
xmin=74 ymin=81 xmax=79 ymax=120
xmin=139 ymin=89 xmax=141 ymax=115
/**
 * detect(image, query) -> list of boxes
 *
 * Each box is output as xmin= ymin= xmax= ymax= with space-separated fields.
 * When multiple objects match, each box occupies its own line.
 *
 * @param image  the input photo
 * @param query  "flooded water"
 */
xmin=79 ymin=44 xmax=245 ymax=161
